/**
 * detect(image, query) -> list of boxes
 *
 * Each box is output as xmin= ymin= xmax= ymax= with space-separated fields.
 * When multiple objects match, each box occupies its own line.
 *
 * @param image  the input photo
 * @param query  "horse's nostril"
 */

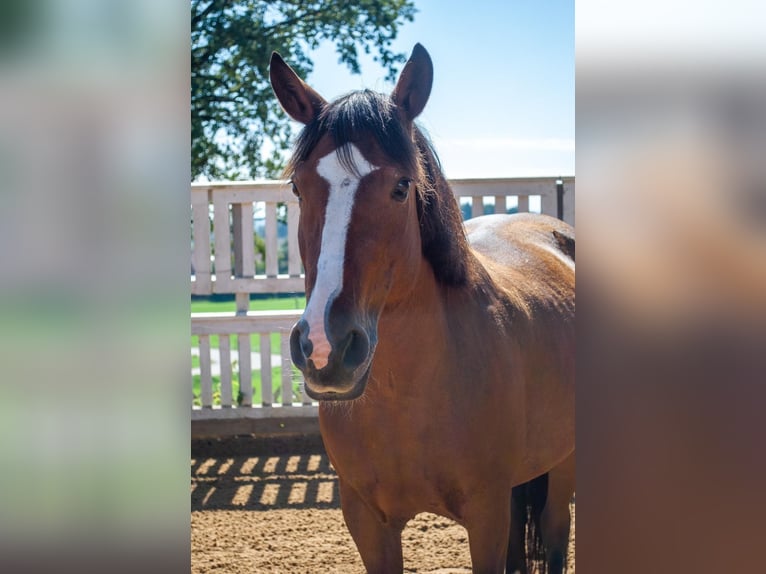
xmin=290 ymin=319 xmax=311 ymax=368
xmin=300 ymin=333 xmax=313 ymax=358
xmin=341 ymin=329 xmax=370 ymax=371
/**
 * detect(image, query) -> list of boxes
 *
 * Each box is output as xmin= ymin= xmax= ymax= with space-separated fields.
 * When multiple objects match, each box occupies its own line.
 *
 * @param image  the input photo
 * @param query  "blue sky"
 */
xmin=301 ymin=0 xmax=574 ymax=179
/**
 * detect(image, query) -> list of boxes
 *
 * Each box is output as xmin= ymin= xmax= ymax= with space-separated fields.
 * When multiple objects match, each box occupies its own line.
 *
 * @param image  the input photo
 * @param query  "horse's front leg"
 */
xmin=464 ymin=494 xmax=511 ymax=574
xmin=338 ymin=478 xmax=404 ymax=573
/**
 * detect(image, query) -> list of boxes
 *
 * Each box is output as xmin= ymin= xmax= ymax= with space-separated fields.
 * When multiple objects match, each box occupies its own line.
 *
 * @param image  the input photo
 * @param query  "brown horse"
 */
xmin=270 ymin=44 xmax=575 ymax=574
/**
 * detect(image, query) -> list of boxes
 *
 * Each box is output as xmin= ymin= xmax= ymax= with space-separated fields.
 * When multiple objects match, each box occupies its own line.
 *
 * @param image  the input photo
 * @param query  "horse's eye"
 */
xmin=291 ymin=182 xmax=301 ymax=200
xmin=392 ymin=178 xmax=411 ymax=202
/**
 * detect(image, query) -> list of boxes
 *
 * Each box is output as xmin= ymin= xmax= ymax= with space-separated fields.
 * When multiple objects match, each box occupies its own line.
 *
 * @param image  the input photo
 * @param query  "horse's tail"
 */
xmin=507 ymin=472 xmax=549 ymax=574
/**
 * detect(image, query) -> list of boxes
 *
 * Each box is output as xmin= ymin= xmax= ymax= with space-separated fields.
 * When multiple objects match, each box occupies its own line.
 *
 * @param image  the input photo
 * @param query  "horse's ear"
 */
xmin=270 ymin=52 xmax=327 ymax=124
xmin=391 ymin=43 xmax=433 ymax=122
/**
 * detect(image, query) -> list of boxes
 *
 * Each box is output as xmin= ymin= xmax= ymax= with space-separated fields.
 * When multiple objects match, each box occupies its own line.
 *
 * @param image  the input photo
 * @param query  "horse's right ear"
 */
xmin=270 ymin=52 xmax=327 ymax=124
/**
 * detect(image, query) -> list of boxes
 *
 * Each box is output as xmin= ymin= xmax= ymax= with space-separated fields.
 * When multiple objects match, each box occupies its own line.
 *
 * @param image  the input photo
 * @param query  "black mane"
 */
xmin=285 ymin=90 xmax=420 ymax=177
xmin=286 ymin=89 xmax=473 ymax=286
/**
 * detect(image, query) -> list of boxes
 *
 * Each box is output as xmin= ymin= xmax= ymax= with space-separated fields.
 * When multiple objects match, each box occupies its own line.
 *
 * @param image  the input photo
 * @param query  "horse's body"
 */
xmin=270 ymin=44 xmax=574 ymax=573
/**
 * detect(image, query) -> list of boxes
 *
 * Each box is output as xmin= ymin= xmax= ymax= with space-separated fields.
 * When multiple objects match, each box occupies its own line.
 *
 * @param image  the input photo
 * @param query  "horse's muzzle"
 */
xmin=290 ymin=318 xmax=375 ymax=400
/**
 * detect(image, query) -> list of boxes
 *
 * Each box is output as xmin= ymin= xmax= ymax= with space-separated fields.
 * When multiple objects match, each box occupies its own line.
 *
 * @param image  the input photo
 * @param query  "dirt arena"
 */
xmin=192 ymin=435 xmax=574 ymax=573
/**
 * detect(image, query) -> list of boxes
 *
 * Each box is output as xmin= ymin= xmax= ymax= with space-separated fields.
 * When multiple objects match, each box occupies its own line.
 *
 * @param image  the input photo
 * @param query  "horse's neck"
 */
xmin=375 ymin=258 xmax=503 ymax=387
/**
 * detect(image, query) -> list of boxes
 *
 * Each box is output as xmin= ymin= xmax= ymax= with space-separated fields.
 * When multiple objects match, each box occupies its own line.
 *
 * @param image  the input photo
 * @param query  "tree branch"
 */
xmin=192 ymin=0 xmax=229 ymax=29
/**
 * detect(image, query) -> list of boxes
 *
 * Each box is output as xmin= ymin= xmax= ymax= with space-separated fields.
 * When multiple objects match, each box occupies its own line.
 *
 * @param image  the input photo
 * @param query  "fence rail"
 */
xmin=191 ymin=177 xmax=574 ymax=437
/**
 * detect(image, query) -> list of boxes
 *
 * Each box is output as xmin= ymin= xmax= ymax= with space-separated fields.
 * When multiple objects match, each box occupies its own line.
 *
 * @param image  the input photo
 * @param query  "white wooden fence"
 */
xmin=191 ymin=177 xmax=574 ymax=437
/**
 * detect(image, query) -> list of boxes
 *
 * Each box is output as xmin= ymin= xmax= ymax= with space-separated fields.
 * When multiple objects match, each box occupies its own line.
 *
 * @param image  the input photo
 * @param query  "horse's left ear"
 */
xmin=392 ymin=43 xmax=433 ymax=122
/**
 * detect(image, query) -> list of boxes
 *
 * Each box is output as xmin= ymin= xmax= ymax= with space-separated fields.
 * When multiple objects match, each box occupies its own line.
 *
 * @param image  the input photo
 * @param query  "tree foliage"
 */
xmin=192 ymin=0 xmax=417 ymax=181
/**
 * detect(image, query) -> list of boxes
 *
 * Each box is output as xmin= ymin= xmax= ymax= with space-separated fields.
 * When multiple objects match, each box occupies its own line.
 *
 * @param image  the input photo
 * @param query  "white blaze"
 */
xmin=303 ymin=144 xmax=376 ymax=370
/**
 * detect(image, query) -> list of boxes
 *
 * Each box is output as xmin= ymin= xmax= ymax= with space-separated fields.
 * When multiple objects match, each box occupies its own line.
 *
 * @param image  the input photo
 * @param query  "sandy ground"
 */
xmin=192 ymin=436 xmax=573 ymax=573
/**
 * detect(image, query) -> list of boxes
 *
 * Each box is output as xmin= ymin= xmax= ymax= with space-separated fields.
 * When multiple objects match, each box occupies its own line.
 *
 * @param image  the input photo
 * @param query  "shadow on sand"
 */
xmin=191 ymin=435 xmax=340 ymax=511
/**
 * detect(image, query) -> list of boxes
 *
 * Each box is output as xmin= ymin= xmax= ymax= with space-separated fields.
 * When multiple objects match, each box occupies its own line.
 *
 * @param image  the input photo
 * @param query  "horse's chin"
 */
xmin=303 ymin=362 xmax=372 ymax=402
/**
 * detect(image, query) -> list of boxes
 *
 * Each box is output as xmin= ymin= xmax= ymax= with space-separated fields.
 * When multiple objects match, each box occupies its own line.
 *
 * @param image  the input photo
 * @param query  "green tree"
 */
xmin=192 ymin=0 xmax=417 ymax=181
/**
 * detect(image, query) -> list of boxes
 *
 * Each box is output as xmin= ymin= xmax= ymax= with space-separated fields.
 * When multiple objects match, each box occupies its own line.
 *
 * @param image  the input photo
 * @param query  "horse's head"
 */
xmin=270 ymin=44 xmax=435 ymax=400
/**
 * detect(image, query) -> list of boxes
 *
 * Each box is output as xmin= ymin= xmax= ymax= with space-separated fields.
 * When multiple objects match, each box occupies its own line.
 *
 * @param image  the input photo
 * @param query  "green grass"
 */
xmin=191 ymin=295 xmax=306 ymax=314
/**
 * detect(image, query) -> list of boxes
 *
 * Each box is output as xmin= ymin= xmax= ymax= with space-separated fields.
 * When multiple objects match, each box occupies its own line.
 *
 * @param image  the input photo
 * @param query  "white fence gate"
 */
xmin=191 ymin=177 xmax=574 ymax=437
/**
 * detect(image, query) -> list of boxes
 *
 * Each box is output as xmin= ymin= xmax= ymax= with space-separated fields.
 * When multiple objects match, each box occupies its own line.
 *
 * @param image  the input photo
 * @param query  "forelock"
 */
xmin=285 ymin=90 xmax=421 ymax=180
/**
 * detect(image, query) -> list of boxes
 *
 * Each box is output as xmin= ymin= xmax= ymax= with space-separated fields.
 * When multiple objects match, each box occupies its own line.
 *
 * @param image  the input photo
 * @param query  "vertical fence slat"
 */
xmin=518 ymin=195 xmax=530 ymax=214
xmin=281 ymin=332 xmax=293 ymax=406
xmin=242 ymin=202 xmax=255 ymax=276
xmin=232 ymin=204 xmax=243 ymax=277
xmin=232 ymin=202 xmax=255 ymax=278
xmin=261 ymin=334 xmax=273 ymax=407
xmin=219 ymin=335 xmax=232 ymax=407
xmin=563 ymin=181 xmax=575 ymax=226
xmin=287 ymin=201 xmax=301 ymax=277
xmin=235 ymin=293 xmax=249 ymax=315
xmin=541 ymin=187 xmax=557 ymax=217
xmin=494 ymin=195 xmax=507 ymax=214
xmin=199 ymin=335 xmax=213 ymax=408
xmin=265 ymin=202 xmax=278 ymax=277
xmin=238 ymin=334 xmax=252 ymax=406
xmin=471 ymin=196 xmax=483 ymax=219
xmin=191 ymin=190 xmax=211 ymax=294
xmin=213 ymin=197 xmax=232 ymax=291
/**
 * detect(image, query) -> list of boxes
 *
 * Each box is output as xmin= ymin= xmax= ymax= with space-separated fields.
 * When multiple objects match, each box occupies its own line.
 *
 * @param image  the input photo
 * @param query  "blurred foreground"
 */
xmin=578 ymin=2 xmax=766 ymax=572
xmin=0 ymin=2 xmax=190 ymax=572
